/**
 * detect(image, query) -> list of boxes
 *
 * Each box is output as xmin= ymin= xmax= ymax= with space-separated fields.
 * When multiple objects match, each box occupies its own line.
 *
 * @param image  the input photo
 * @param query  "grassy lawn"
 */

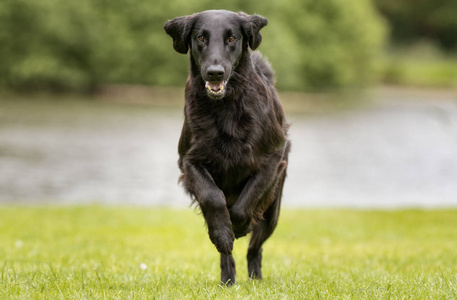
xmin=380 ymin=58 xmax=457 ymax=88
xmin=1 ymin=207 xmax=457 ymax=299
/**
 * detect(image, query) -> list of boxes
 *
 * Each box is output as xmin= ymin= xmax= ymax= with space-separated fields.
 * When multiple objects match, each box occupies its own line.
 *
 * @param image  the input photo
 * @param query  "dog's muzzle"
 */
xmin=205 ymin=81 xmax=227 ymax=96
xmin=204 ymin=80 xmax=228 ymax=99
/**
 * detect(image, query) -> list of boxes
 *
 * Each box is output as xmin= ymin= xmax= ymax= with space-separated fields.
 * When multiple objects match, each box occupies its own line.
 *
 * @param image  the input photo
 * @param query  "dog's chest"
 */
xmin=211 ymin=119 xmax=254 ymax=162
xmin=217 ymin=109 xmax=250 ymax=137
xmin=194 ymin=110 xmax=259 ymax=163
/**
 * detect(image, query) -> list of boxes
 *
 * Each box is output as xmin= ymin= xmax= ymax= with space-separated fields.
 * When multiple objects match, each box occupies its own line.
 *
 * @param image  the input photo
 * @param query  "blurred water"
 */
xmin=1 ymin=90 xmax=457 ymax=208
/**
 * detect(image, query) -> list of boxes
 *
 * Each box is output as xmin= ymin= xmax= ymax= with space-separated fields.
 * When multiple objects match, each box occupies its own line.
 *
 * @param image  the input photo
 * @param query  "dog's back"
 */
xmin=251 ymin=51 xmax=275 ymax=86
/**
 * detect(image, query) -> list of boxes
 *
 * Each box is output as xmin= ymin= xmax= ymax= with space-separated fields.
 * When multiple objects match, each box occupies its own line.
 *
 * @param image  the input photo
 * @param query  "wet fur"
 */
xmin=164 ymin=10 xmax=290 ymax=285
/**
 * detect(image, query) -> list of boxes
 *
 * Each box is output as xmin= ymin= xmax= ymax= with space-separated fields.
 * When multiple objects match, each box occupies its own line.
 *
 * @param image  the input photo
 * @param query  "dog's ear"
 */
xmin=239 ymin=12 xmax=268 ymax=50
xmin=164 ymin=15 xmax=195 ymax=54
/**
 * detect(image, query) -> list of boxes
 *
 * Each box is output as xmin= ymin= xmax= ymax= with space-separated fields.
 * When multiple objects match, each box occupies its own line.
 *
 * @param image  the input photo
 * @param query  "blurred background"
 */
xmin=0 ymin=0 xmax=456 ymax=208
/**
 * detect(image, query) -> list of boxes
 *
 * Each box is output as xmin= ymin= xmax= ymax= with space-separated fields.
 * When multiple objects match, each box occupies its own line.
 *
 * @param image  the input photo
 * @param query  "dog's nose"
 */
xmin=206 ymin=66 xmax=225 ymax=80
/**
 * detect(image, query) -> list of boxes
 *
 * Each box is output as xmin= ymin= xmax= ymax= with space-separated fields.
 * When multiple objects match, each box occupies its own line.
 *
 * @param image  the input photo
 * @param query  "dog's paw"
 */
xmin=229 ymin=205 xmax=251 ymax=226
xmin=232 ymin=222 xmax=252 ymax=238
xmin=229 ymin=205 xmax=253 ymax=238
xmin=209 ymin=226 xmax=235 ymax=255
xmin=247 ymin=248 xmax=263 ymax=279
xmin=220 ymin=254 xmax=236 ymax=286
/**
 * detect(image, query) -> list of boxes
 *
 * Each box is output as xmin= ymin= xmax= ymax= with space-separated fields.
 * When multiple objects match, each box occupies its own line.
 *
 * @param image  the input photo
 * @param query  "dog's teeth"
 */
xmin=205 ymin=81 xmax=226 ymax=95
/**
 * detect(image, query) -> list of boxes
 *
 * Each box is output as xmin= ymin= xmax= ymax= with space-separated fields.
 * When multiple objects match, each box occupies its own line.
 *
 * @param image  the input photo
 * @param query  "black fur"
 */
xmin=164 ymin=10 xmax=290 ymax=285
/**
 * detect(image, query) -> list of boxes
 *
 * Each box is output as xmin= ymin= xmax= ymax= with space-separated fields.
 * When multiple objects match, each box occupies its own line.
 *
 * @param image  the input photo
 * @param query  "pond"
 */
xmin=1 ymin=88 xmax=457 ymax=208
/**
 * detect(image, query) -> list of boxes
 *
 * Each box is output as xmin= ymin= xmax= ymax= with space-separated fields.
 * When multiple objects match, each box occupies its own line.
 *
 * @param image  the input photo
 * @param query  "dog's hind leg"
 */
xmin=247 ymin=169 xmax=286 ymax=279
xmin=220 ymin=253 xmax=236 ymax=286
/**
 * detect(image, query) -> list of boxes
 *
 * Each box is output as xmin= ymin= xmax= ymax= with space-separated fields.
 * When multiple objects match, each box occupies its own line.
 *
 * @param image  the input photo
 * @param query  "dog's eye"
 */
xmin=197 ymin=36 xmax=205 ymax=43
xmin=228 ymin=36 xmax=236 ymax=43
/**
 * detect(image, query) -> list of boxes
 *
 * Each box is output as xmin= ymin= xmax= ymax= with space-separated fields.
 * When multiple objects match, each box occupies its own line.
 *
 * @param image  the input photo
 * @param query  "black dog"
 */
xmin=164 ymin=10 xmax=290 ymax=285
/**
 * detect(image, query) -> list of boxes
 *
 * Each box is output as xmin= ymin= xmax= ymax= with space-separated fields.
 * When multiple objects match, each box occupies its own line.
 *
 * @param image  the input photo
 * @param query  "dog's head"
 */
xmin=164 ymin=10 xmax=268 ymax=99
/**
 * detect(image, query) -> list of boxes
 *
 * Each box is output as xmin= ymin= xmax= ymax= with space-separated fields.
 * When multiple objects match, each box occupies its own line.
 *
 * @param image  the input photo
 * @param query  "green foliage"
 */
xmin=0 ymin=0 xmax=386 ymax=91
xmin=259 ymin=0 xmax=386 ymax=90
xmin=379 ymin=41 xmax=457 ymax=87
xmin=373 ymin=0 xmax=457 ymax=50
xmin=1 ymin=207 xmax=457 ymax=298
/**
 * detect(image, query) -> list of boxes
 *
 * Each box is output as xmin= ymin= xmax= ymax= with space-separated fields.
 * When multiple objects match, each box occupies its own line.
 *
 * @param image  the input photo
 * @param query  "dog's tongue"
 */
xmin=205 ymin=81 xmax=224 ymax=93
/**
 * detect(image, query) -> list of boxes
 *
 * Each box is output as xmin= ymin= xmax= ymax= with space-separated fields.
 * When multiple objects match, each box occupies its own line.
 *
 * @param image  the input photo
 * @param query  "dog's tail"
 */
xmin=251 ymin=51 xmax=276 ymax=86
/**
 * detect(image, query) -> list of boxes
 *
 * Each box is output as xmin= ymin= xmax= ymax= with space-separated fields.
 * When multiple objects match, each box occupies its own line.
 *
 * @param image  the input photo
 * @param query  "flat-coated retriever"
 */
xmin=164 ymin=10 xmax=290 ymax=285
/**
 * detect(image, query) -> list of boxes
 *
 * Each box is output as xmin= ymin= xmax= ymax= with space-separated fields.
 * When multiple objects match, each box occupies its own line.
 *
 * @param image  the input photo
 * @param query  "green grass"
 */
xmin=380 ymin=58 xmax=457 ymax=88
xmin=1 ymin=207 xmax=457 ymax=299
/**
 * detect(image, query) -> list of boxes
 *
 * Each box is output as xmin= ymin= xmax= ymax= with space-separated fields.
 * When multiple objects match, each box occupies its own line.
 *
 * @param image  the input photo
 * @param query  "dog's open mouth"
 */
xmin=205 ymin=81 xmax=227 ymax=97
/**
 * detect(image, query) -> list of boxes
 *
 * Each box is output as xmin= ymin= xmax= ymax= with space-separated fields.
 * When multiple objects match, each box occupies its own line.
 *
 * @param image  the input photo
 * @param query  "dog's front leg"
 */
xmin=229 ymin=146 xmax=287 ymax=237
xmin=182 ymin=161 xmax=235 ymax=255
